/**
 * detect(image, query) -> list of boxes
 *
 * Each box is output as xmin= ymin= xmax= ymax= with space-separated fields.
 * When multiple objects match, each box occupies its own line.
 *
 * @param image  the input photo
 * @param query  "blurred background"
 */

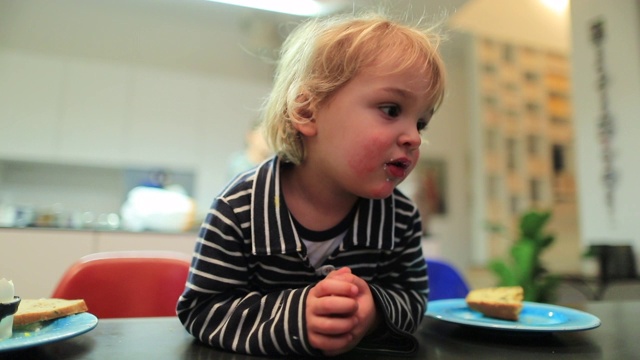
xmin=1 ymin=0 xmax=638 ymax=297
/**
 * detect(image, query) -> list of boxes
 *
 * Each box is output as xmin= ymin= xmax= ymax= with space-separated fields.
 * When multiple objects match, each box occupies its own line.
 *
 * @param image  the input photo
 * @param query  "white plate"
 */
xmin=426 ymin=299 xmax=601 ymax=332
xmin=0 ymin=313 xmax=98 ymax=352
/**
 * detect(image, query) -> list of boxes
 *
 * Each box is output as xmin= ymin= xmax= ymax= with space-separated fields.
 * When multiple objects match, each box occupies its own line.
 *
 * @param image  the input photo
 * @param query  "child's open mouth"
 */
xmin=385 ymin=159 xmax=410 ymax=179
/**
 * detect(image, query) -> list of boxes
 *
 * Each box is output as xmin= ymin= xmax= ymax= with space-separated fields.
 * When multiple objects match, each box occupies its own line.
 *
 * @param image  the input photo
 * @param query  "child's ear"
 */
xmin=291 ymin=92 xmax=317 ymax=137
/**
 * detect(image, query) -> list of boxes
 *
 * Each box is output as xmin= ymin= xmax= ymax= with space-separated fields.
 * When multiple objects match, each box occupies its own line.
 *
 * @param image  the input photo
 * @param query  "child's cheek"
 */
xmin=347 ymin=137 xmax=387 ymax=176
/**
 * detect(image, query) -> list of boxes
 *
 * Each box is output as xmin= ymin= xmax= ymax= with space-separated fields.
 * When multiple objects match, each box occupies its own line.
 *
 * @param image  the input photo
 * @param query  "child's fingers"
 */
xmin=325 ymin=267 xmax=353 ymax=282
xmin=312 ymin=278 xmax=358 ymax=298
xmin=326 ymin=266 xmax=351 ymax=277
xmin=311 ymin=294 xmax=358 ymax=316
xmin=307 ymin=313 xmax=358 ymax=335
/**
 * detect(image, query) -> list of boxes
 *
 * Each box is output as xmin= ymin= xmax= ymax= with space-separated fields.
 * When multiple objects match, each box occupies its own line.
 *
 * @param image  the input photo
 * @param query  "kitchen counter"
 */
xmin=0 ymin=228 xmax=197 ymax=298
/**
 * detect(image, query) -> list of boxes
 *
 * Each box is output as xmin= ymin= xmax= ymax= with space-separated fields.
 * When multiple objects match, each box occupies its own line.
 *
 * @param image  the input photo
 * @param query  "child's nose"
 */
xmin=399 ymin=126 xmax=422 ymax=150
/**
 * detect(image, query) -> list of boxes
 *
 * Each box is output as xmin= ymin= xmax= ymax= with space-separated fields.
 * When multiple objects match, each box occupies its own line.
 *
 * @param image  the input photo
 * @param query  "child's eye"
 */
xmin=417 ymin=109 xmax=434 ymax=133
xmin=380 ymin=104 xmax=401 ymax=118
xmin=417 ymin=119 xmax=428 ymax=132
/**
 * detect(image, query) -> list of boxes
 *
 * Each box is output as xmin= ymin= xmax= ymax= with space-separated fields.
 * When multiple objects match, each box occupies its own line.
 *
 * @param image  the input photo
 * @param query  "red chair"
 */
xmin=52 ymin=251 xmax=191 ymax=318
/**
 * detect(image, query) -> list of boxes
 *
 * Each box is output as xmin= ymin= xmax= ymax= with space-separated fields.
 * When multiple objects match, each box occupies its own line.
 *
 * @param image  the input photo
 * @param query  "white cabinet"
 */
xmin=0 ymin=51 xmax=131 ymax=166
xmin=0 ymin=50 xmax=203 ymax=169
xmin=0 ymin=228 xmax=196 ymax=299
xmin=0 ymin=50 xmax=65 ymax=161
xmin=0 ymin=229 xmax=97 ymax=299
xmin=56 ymin=60 xmax=130 ymax=165
xmin=124 ymin=69 xmax=202 ymax=169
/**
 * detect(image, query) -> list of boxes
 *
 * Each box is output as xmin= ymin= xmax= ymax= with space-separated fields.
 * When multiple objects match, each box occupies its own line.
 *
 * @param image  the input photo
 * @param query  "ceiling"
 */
xmin=201 ymin=0 xmax=471 ymax=25
xmin=350 ymin=0 xmax=470 ymax=16
xmin=213 ymin=0 xmax=473 ymax=51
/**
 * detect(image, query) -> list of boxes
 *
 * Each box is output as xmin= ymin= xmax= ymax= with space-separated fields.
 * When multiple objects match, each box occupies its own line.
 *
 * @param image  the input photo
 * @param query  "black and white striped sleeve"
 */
xmin=176 ymin=196 xmax=319 ymax=356
xmin=357 ymin=197 xmax=428 ymax=354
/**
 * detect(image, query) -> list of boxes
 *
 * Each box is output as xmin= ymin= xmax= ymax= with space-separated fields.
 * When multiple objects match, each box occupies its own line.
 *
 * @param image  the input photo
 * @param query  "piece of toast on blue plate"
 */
xmin=465 ymin=286 xmax=523 ymax=321
xmin=13 ymin=298 xmax=88 ymax=328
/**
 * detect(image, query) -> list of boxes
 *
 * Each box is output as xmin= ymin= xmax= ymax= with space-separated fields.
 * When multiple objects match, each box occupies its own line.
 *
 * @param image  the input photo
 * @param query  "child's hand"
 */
xmin=306 ymin=267 xmax=359 ymax=354
xmin=328 ymin=268 xmax=379 ymax=355
xmin=306 ymin=267 xmax=379 ymax=356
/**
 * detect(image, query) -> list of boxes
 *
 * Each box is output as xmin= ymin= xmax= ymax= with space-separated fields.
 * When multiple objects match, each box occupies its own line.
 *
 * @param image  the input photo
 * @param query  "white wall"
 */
xmin=570 ymin=0 xmax=640 ymax=250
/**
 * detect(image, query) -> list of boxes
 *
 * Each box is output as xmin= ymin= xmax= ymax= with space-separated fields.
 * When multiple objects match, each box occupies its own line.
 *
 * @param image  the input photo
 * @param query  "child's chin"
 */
xmin=366 ymin=185 xmax=397 ymax=199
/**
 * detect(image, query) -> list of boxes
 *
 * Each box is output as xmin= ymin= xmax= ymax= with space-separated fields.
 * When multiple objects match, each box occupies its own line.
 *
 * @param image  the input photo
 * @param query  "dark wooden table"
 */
xmin=1 ymin=301 xmax=638 ymax=359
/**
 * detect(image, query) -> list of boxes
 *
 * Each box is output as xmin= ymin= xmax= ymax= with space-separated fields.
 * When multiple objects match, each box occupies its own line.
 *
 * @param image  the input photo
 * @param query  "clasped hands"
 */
xmin=306 ymin=267 xmax=379 ymax=356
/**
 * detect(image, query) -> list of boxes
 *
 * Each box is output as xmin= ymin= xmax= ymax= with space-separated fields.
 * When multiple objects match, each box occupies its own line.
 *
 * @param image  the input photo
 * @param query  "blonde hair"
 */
xmin=261 ymin=11 xmax=447 ymax=165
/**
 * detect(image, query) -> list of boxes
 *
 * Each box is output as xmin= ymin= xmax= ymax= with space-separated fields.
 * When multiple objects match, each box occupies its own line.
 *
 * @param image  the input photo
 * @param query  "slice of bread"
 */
xmin=465 ymin=286 xmax=524 ymax=321
xmin=13 ymin=298 xmax=88 ymax=327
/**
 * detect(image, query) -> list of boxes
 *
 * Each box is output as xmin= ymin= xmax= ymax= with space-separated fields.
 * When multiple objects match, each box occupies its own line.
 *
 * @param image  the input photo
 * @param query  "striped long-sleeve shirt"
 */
xmin=177 ymin=156 xmax=428 ymax=356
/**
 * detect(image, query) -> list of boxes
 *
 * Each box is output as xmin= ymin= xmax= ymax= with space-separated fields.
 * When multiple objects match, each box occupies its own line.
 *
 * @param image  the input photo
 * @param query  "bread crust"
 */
xmin=13 ymin=298 xmax=88 ymax=327
xmin=465 ymin=286 xmax=523 ymax=321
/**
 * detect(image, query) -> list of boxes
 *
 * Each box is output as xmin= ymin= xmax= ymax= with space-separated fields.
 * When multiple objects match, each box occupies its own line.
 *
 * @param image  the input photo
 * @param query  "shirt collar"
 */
xmin=250 ymin=156 xmax=396 ymax=256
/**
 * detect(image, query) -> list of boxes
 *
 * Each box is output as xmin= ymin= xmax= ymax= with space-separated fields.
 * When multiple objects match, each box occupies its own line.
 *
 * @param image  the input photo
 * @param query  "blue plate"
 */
xmin=0 ymin=312 xmax=98 ymax=352
xmin=426 ymin=299 xmax=601 ymax=332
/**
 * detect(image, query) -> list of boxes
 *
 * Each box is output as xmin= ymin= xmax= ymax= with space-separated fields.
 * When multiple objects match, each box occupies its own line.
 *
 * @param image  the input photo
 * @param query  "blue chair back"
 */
xmin=426 ymin=258 xmax=470 ymax=300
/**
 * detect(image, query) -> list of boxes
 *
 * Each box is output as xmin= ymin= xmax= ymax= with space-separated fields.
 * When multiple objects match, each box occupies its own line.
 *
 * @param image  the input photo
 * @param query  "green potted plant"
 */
xmin=487 ymin=210 xmax=560 ymax=303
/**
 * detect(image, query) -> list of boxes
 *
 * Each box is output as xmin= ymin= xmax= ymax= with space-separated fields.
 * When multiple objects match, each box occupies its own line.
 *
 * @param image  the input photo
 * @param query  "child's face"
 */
xmin=307 ymin=59 xmax=435 ymax=199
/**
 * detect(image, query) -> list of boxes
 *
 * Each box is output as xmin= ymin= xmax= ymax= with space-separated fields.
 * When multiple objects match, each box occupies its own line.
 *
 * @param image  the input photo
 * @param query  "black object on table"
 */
xmin=561 ymin=244 xmax=640 ymax=300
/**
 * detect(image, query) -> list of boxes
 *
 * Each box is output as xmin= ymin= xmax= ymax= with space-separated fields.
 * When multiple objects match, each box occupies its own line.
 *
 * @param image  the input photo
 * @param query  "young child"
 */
xmin=177 ymin=10 xmax=446 ymax=357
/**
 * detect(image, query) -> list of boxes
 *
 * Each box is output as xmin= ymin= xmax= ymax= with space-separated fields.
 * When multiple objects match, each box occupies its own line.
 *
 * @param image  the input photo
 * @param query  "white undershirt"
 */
xmin=303 ymin=231 xmax=346 ymax=269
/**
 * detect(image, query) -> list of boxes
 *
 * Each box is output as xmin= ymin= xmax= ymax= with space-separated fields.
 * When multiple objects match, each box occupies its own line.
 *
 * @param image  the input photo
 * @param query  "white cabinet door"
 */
xmin=56 ymin=59 xmax=130 ymax=165
xmin=0 ymin=229 xmax=96 ymax=299
xmin=0 ymin=50 xmax=64 ymax=161
xmin=0 ymin=229 xmax=196 ymax=298
xmin=124 ymin=69 xmax=202 ymax=169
